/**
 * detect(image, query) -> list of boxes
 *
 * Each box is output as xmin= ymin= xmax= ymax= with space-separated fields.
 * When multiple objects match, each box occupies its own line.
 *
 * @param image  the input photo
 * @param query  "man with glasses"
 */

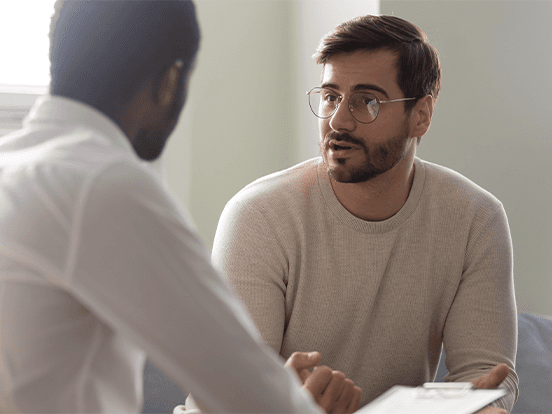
xmin=212 ymin=15 xmax=518 ymax=413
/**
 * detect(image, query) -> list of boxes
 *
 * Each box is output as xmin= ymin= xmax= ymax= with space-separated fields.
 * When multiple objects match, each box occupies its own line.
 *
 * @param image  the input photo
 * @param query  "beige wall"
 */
xmin=380 ymin=0 xmax=552 ymax=315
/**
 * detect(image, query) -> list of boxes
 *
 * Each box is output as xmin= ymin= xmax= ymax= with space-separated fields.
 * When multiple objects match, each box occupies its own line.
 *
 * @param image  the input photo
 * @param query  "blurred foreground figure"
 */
xmin=0 ymin=1 xmax=359 ymax=412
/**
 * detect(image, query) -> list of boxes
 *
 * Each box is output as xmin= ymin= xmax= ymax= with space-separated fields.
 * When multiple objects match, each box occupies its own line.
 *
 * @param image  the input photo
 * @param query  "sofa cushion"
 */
xmin=512 ymin=313 xmax=552 ymax=413
xmin=142 ymin=360 xmax=187 ymax=414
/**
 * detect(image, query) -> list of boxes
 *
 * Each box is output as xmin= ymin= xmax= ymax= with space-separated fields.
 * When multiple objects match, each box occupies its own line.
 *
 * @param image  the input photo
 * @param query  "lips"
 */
xmin=329 ymin=139 xmax=358 ymax=151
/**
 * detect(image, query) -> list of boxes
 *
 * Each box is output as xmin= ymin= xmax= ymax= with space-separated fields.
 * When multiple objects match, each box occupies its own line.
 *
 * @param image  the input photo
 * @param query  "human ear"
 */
xmin=410 ymin=95 xmax=434 ymax=138
xmin=157 ymin=59 xmax=184 ymax=108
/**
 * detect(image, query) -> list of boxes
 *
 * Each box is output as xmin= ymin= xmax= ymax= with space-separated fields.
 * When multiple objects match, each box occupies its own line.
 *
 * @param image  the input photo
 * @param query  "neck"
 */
xmin=330 ymin=152 xmax=416 ymax=222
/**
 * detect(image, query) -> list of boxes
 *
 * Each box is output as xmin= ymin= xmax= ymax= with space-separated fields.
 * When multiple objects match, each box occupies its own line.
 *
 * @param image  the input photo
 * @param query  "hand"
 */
xmin=474 ymin=408 xmax=507 ymax=414
xmin=471 ymin=364 xmax=510 ymax=414
xmin=284 ymin=351 xmax=322 ymax=383
xmin=471 ymin=363 xmax=509 ymax=389
xmin=284 ymin=352 xmax=361 ymax=414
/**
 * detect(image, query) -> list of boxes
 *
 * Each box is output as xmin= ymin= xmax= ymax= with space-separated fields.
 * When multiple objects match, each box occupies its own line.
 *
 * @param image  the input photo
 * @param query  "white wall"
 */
xmin=380 ymin=0 xmax=552 ymax=316
xmin=164 ymin=0 xmax=378 ymax=247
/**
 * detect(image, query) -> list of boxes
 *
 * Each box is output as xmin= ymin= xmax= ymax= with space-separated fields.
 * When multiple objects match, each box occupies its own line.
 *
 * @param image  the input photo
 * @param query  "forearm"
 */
xmin=444 ymin=204 xmax=518 ymax=412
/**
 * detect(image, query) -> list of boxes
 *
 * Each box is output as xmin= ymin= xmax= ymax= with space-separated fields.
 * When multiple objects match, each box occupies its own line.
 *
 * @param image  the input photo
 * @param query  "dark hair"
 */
xmin=49 ymin=0 xmax=200 ymax=118
xmin=314 ymin=15 xmax=441 ymax=111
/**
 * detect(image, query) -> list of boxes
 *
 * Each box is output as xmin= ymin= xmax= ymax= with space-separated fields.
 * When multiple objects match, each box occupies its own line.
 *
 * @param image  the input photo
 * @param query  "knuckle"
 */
xmin=319 ymin=395 xmax=332 ymax=409
xmin=332 ymin=370 xmax=346 ymax=380
xmin=289 ymin=351 xmax=301 ymax=360
xmin=312 ymin=366 xmax=333 ymax=382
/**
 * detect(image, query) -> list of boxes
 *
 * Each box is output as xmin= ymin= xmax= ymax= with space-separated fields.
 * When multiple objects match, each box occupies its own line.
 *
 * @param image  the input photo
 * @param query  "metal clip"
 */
xmin=415 ymin=382 xmax=474 ymax=399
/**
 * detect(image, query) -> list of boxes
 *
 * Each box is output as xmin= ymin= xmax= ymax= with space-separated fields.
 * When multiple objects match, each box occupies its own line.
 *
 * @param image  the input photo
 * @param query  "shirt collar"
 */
xmin=24 ymin=94 xmax=134 ymax=155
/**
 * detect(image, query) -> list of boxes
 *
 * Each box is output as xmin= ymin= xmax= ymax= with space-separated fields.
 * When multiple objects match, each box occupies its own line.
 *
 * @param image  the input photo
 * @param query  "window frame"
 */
xmin=0 ymin=85 xmax=47 ymax=136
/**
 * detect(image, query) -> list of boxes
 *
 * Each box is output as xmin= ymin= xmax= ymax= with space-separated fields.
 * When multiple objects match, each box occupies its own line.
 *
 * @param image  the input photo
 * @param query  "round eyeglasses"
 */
xmin=306 ymin=87 xmax=417 ymax=124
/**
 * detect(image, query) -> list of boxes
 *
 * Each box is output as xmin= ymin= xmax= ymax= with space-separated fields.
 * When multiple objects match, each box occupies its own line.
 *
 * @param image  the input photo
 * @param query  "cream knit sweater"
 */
xmin=213 ymin=157 xmax=518 ymax=411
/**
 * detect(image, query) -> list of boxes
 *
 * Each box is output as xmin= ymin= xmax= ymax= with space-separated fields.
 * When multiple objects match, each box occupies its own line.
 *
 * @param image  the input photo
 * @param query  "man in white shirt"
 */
xmin=0 ymin=1 xmax=360 ymax=413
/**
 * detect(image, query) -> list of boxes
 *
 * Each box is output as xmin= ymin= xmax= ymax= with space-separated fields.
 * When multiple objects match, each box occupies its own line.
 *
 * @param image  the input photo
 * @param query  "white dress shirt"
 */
xmin=0 ymin=95 xmax=322 ymax=414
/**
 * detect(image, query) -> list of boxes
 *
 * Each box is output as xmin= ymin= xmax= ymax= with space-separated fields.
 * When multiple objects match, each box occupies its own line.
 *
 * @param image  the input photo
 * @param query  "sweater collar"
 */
xmin=317 ymin=157 xmax=426 ymax=234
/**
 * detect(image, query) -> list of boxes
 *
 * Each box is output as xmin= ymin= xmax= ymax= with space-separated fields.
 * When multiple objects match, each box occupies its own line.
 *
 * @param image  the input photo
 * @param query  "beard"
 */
xmin=320 ymin=122 xmax=411 ymax=183
xmin=132 ymin=75 xmax=187 ymax=161
xmin=132 ymin=126 xmax=172 ymax=161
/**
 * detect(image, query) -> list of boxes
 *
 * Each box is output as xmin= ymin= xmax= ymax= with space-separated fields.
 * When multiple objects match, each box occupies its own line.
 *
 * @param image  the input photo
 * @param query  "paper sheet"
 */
xmin=356 ymin=385 xmax=506 ymax=414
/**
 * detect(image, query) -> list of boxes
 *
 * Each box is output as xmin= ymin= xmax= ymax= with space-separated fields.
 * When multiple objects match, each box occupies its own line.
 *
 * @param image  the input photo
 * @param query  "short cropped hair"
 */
xmin=314 ymin=15 xmax=441 ymax=110
xmin=49 ymin=0 xmax=200 ymax=118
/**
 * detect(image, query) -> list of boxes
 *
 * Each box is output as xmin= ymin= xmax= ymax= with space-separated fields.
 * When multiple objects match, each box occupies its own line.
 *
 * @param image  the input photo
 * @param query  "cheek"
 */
xmin=319 ymin=119 xmax=329 ymax=138
xmin=379 ymin=111 xmax=408 ymax=133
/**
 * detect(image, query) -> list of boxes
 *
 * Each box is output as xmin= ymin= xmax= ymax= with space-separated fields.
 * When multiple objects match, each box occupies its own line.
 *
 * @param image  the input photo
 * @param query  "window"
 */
xmin=0 ymin=0 xmax=56 ymax=135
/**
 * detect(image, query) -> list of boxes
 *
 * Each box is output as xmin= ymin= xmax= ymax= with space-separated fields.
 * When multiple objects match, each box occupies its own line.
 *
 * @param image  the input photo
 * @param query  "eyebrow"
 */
xmin=321 ymin=83 xmax=390 ymax=99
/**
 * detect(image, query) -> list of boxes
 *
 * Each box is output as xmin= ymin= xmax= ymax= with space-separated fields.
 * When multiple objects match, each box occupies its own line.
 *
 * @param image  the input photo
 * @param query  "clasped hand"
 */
xmin=284 ymin=351 xmax=361 ymax=414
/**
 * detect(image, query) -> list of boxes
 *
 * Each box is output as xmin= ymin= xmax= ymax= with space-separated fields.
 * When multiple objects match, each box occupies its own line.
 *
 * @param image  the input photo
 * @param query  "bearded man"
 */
xmin=212 ymin=14 xmax=518 ymax=414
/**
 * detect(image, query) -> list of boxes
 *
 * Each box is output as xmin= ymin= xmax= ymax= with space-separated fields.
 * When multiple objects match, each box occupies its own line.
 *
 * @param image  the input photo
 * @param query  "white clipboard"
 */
xmin=356 ymin=383 xmax=506 ymax=414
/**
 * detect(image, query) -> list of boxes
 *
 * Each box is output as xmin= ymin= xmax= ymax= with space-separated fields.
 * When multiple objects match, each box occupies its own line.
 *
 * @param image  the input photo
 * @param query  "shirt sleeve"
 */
xmin=67 ymin=161 xmax=322 ymax=414
xmin=442 ymin=203 xmax=519 ymax=412
xmin=212 ymin=194 xmax=288 ymax=354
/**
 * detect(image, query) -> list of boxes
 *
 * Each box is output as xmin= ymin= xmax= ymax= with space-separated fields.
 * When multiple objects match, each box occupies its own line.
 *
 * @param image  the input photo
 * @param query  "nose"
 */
xmin=328 ymin=98 xmax=356 ymax=132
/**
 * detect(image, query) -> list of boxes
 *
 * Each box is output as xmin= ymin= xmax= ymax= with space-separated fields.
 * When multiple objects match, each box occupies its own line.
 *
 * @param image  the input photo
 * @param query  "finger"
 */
xmin=304 ymin=366 xmax=333 ymax=398
xmin=319 ymin=371 xmax=346 ymax=411
xmin=347 ymin=386 xmax=362 ymax=414
xmin=298 ymin=368 xmax=311 ymax=383
xmin=284 ymin=351 xmax=322 ymax=372
xmin=472 ymin=364 xmax=510 ymax=389
xmin=332 ymin=378 xmax=355 ymax=414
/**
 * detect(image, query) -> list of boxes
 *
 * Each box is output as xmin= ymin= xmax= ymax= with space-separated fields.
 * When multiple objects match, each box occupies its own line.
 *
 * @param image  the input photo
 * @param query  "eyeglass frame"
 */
xmin=306 ymin=86 xmax=418 ymax=124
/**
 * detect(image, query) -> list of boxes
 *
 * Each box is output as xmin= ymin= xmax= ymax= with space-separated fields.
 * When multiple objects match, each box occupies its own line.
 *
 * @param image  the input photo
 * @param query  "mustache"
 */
xmin=327 ymin=132 xmax=367 ymax=150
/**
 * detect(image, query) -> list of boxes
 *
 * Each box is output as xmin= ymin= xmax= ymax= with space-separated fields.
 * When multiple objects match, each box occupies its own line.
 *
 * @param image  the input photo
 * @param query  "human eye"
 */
xmin=321 ymin=91 xmax=338 ymax=102
xmin=360 ymin=93 xmax=377 ymax=106
xmin=350 ymin=93 xmax=376 ymax=109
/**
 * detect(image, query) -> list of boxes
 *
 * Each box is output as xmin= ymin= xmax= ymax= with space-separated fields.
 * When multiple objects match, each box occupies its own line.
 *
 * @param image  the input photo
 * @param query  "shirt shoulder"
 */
xmin=0 ymin=122 xmax=169 ymax=284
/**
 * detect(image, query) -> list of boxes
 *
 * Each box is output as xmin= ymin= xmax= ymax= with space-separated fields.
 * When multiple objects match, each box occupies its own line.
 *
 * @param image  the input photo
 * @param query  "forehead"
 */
xmin=321 ymin=49 xmax=401 ymax=97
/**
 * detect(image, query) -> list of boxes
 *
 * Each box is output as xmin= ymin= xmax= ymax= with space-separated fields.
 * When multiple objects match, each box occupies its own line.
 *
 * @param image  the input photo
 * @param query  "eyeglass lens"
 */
xmin=308 ymin=88 xmax=380 ymax=123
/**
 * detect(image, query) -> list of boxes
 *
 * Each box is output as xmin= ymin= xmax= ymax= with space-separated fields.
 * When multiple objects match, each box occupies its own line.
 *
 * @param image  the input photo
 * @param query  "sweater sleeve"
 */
xmin=442 ymin=203 xmax=519 ymax=411
xmin=212 ymin=195 xmax=288 ymax=354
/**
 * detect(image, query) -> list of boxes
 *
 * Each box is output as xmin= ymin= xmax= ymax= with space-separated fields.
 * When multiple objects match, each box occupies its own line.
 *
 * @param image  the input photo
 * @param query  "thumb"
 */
xmin=285 ymin=351 xmax=322 ymax=371
xmin=472 ymin=364 xmax=510 ymax=389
